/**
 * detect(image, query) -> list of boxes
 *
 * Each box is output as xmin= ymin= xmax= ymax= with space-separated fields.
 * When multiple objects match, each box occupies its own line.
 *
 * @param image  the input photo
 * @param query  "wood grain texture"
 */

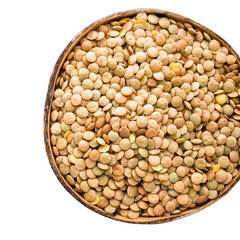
xmin=44 ymin=8 xmax=240 ymax=224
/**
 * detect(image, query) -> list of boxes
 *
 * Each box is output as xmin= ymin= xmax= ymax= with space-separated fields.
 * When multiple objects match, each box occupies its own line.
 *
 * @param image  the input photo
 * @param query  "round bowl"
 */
xmin=44 ymin=8 xmax=240 ymax=224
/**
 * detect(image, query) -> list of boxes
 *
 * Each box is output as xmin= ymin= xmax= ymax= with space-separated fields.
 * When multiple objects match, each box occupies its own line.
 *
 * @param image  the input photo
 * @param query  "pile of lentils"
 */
xmin=50 ymin=12 xmax=240 ymax=219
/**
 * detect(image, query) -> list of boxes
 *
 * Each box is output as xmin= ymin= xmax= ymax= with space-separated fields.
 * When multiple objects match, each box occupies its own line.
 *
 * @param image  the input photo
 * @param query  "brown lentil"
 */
xmin=50 ymin=12 xmax=240 ymax=220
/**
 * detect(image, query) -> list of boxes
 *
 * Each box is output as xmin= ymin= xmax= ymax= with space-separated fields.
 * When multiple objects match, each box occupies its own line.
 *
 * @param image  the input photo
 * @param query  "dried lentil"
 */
xmin=50 ymin=12 xmax=240 ymax=220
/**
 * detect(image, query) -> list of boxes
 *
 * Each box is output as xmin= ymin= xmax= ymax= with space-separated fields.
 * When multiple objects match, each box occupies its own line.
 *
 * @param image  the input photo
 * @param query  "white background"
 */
xmin=1 ymin=1 xmax=239 ymax=239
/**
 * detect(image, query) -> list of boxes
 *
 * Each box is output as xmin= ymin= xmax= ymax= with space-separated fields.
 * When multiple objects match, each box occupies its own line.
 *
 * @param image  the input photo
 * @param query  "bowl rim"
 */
xmin=44 ymin=8 xmax=240 ymax=224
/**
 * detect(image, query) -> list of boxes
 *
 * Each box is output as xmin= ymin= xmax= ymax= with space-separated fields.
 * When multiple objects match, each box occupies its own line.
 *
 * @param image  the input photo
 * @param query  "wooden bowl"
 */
xmin=44 ymin=8 xmax=240 ymax=224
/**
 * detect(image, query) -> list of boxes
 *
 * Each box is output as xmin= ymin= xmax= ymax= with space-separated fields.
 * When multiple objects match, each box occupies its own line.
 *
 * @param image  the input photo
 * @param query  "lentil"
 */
xmin=50 ymin=12 xmax=240 ymax=220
